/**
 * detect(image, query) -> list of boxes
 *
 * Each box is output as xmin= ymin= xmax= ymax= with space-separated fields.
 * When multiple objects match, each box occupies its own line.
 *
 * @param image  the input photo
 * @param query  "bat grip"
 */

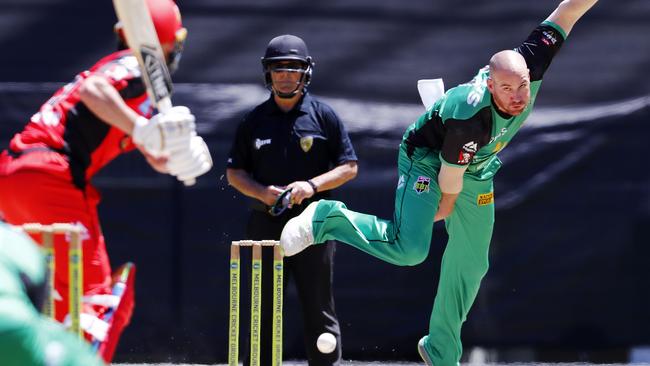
xmin=183 ymin=179 xmax=196 ymax=186
xmin=156 ymin=97 xmax=173 ymax=113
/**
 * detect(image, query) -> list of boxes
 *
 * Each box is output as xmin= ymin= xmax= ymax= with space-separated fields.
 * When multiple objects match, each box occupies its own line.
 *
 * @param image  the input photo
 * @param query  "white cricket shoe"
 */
xmin=280 ymin=201 xmax=318 ymax=256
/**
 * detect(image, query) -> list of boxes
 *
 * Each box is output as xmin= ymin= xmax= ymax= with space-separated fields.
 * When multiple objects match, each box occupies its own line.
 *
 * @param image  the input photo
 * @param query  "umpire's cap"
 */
xmin=261 ymin=35 xmax=312 ymax=66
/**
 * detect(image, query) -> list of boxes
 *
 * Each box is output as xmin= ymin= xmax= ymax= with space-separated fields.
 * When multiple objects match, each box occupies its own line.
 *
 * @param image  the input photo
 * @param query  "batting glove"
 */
xmin=132 ymin=106 xmax=196 ymax=157
xmin=166 ymin=135 xmax=213 ymax=185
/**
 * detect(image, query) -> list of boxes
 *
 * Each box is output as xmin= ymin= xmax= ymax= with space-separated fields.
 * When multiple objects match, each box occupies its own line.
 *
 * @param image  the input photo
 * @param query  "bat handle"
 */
xmin=156 ymin=97 xmax=173 ymax=113
xmin=183 ymin=178 xmax=196 ymax=186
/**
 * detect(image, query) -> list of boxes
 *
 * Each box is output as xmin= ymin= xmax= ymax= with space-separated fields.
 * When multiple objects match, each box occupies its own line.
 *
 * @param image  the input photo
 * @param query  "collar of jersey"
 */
xmin=265 ymin=92 xmax=311 ymax=115
xmin=491 ymin=95 xmax=514 ymax=119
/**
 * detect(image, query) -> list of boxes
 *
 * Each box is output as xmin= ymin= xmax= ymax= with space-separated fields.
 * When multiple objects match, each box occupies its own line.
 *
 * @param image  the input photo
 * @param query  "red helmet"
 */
xmin=145 ymin=0 xmax=186 ymax=46
xmin=115 ymin=0 xmax=187 ymax=72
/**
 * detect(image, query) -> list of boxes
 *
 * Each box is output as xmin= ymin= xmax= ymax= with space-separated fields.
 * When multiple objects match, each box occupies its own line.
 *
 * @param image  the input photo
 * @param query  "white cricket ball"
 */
xmin=316 ymin=332 xmax=337 ymax=354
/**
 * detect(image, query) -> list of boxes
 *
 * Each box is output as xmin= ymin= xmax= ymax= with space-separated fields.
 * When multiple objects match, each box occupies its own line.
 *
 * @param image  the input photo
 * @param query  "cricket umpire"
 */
xmin=226 ymin=34 xmax=358 ymax=366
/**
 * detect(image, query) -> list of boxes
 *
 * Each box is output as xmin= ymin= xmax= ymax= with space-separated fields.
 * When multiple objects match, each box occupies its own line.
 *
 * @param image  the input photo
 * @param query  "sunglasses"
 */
xmin=269 ymin=62 xmax=307 ymax=73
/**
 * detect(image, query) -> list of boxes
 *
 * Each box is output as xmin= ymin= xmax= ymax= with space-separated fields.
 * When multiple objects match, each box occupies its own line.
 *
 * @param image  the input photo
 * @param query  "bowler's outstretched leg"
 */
xmin=282 ymin=143 xmax=441 ymax=265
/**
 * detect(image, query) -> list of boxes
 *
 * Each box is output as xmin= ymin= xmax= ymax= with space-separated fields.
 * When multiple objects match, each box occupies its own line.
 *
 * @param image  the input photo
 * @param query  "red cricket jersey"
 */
xmin=3 ymin=49 xmax=153 ymax=188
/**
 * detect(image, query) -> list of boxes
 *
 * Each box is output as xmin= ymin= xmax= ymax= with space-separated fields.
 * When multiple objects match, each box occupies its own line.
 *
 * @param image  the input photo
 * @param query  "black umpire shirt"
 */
xmin=227 ymin=92 xmax=357 ymax=206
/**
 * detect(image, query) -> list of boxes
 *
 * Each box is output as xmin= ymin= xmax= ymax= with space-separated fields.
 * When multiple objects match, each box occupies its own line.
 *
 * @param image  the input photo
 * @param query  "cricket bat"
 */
xmin=112 ymin=0 xmax=196 ymax=185
xmin=113 ymin=0 xmax=173 ymax=112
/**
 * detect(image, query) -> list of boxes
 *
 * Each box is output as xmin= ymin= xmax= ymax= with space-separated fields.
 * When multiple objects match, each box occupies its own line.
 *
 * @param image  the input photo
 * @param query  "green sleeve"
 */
xmin=541 ymin=20 xmax=568 ymax=40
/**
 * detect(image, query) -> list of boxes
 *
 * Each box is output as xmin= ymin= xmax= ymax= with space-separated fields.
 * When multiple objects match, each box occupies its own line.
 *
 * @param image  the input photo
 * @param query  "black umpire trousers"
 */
xmin=243 ymin=208 xmax=342 ymax=366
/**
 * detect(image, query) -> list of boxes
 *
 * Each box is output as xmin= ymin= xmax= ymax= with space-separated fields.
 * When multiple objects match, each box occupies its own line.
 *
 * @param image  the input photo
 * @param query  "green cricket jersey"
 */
xmin=404 ymin=21 xmax=567 ymax=179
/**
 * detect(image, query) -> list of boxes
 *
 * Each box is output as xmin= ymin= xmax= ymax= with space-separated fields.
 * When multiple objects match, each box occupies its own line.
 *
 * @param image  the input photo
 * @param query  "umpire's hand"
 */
xmin=262 ymin=185 xmax=286 ymax=206
xmin=286 ymin=181 xmax=316 ymax=205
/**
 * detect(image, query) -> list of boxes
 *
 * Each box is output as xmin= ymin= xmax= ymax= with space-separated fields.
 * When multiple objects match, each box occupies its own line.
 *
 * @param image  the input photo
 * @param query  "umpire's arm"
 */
xmin=226 ymin=168 xmax=285 ymax=207
xmin=307 ymin=161 xmax=358 ymax=193
xmin=286 ymin=161 xmax=357 ymax=206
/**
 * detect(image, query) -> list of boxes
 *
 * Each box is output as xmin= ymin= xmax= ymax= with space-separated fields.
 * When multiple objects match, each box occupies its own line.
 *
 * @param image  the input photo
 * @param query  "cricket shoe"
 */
xmin=418 ymin=335 xmax=435 ymax=366
xmin=280 ymin=201 xmax=318 ymax=256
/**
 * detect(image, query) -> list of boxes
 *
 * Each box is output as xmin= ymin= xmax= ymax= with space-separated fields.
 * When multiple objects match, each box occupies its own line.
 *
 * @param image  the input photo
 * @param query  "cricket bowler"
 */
xmin=280 ymin=1 xmax=600 ymax=365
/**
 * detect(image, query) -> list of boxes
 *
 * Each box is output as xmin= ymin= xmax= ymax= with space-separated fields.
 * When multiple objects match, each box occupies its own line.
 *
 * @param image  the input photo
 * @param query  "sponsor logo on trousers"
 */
xmin=477 ymin=192 xmax=494 ymax=206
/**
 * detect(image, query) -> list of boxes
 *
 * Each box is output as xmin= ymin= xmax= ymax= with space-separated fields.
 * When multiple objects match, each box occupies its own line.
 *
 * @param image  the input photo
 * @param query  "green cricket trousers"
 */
xmin=311 ymin=143 xmax=498 ymax=366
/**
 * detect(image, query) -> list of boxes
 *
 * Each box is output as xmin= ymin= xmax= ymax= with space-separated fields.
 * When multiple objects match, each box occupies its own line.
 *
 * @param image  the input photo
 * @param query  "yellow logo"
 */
xmin=300 ymin=136 xmax=313 ymax=152
xmin=119 ymin=136 xmax=131 ymax=150
xmin=492 ymin=141 xmax=508 ymax=153
xmin=477 ymin=192 xmax=494 ymax=206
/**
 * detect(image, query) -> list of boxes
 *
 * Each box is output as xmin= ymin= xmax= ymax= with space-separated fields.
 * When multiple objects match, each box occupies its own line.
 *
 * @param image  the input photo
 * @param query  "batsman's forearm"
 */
xmin=139 ymin=147 xmax=169 ymax=174
xmin=309 ymin=161 xmax=358 ymax=192
xmin=78 ymin=75 xmax=140 ymax=135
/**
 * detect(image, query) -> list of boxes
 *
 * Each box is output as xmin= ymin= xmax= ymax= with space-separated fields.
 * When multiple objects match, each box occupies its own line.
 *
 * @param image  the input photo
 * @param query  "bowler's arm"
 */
xmin=546 ymin=0 xmax=598 ymax=35
xmin=435 ymin=164 xmax=467 ymax=222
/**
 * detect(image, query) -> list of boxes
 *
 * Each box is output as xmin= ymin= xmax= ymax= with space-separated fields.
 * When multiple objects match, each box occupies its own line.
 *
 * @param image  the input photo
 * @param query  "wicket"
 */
xmin=18 ymin=223 xmax=84 ymax=338
xmin=229 ymin=240 xmax=283 ymax=366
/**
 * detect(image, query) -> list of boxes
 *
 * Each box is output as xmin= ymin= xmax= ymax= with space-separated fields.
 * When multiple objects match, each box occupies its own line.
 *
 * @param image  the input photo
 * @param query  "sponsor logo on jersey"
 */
xmin=104 ymin=64 xmax=130 ymax=81
xmin=300 ymin=136 xmax=313 ymax=152
xmin=413 ymin=176 xmax=431 ymax=194
xmin=119 ymin=56 xmax=142 ymax=78
xmin=542 ymin=30 xmax=558 ymax=45
xmin=489 ymin=127 xmax=508 ymax=144
xmin=477 ymin=192 xmax=494 ymax=206
xmin=463 ymin=141 xmax=478 ymax=153
xmin=119 ymin=136 xmax=130 ymax=150
xmin=492 ymin=141 xmax=508 ymax=153
xmin=458 ymin=152 xmax=472 ymax=164
xmin=31 ymin=107 xmax=62 ymax=127
xmin=254 ymin=138 xmax=272 ymax=150
xmin=457 ymin=141 xmax=478 ymax=164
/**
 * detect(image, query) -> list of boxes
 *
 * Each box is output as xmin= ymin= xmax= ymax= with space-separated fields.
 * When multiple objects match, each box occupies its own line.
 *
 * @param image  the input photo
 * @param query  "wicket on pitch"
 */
xmin=18 ymin=223 xmax=84 ymax=338
xmin=229 ymin=240 xmax=283 ymax=366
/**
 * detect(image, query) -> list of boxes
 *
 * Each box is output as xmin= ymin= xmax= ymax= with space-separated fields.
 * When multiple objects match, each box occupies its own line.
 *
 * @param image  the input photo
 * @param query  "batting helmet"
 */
xmin=261 ymin=35 xmax=314 ymax=98
xmin=115 ymin=0 xmax=187 ymax=72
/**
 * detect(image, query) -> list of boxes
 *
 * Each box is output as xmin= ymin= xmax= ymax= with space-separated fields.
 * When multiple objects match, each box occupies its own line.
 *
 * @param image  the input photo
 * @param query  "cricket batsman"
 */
xmin=279 ymin=1 xmax=599 ymax=365
xmin=0 ymin=0 xmax=212 ymax=361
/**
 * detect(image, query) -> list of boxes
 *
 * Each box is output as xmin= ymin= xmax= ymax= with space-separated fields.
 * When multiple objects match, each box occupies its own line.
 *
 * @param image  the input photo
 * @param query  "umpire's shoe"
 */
xmin=280 ymin=201 xmax=318 ymax=256
xmin=418 ymin=335 xmax=435 ymax=366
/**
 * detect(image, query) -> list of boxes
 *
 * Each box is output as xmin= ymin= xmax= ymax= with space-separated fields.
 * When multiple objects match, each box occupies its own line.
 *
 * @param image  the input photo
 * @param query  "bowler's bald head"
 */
xmin=489 ymin=50 xmax=528 ymax=78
